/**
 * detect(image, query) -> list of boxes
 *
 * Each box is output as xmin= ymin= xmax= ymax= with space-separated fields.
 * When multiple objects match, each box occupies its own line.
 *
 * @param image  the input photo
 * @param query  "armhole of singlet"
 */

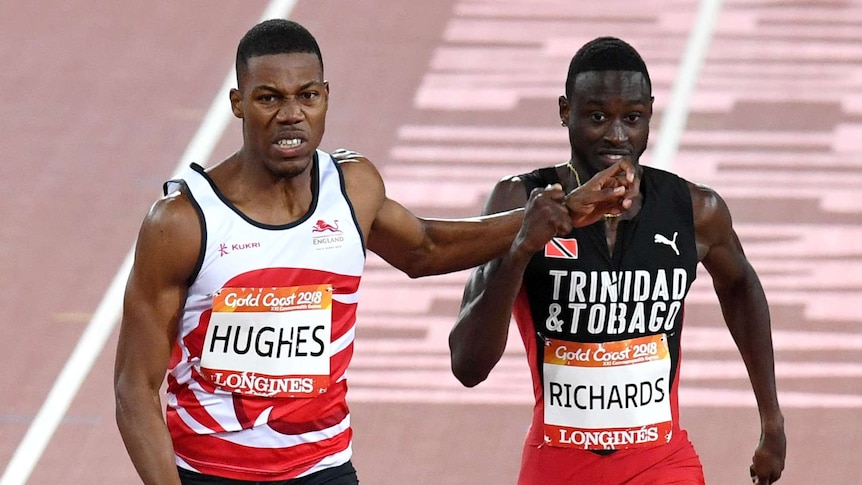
xmin=331 ymin=152 xmax=367 ymax=255
xmin=183 ymin=183 xmax=207 ymax=287
xmin=164 ymin=174 xmax=207 ymax=288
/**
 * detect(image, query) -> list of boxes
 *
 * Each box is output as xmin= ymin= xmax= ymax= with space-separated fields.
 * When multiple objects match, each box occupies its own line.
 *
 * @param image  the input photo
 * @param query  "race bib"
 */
xmin=200 ymin=285 xmax=332 ymax=398
xmin=542 ymin=334 xmax=673 ymax=450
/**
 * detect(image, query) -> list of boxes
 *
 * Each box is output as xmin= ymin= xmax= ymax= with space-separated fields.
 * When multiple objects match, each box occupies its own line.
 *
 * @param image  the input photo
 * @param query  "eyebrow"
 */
xmin=581 ymin=97 xmax=649 ymax=107
xmin=251 ymin=80 xmax=325 ymax=93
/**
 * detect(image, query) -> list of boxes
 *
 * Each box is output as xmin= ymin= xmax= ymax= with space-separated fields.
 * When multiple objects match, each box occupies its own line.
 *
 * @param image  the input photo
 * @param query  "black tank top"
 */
xmin=517 ymin=165 xmax=699 ymax=386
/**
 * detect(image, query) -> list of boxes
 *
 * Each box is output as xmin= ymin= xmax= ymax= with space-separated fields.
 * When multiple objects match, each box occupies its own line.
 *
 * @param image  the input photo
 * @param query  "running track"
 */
xmin=2 ymin=0 xmax=861 ymax=483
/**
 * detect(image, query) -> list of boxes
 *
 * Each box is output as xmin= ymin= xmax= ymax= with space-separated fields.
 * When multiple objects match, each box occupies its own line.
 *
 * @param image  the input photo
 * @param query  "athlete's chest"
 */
xmin=523 ymin=197 xmax=697 ymax=342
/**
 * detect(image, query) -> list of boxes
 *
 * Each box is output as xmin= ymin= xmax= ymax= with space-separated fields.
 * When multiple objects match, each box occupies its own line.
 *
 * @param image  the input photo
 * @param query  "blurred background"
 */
xmin=2 ymin=0 xmax=861 ymax=483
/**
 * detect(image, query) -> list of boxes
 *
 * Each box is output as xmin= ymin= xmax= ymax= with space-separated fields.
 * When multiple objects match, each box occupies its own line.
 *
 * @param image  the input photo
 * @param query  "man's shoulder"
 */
xmin=139 ymin=189 xmax=200 ymax=252
xmin=326 ymin=149 xmax=385 ymax=221
xmin=505 ymin=165 xmax=559 ymax=190
xmin=642 ymin=165 xmax=707 ymax=200
xmin=642 ymin=165 xmax=685 ymax=182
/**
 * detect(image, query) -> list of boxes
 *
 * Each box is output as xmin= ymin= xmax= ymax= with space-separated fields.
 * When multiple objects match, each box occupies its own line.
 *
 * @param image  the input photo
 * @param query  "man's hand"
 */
xmin=750 ymin=425 xmax=786 ymax=484
xmin=564 ymin=160 xmax=637 ymax=227
xmin=514 ymin=184 xmax=572 ymax=255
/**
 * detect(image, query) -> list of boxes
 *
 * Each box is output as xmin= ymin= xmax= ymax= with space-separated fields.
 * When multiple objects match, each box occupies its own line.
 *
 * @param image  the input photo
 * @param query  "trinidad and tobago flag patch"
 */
xmin=544 ymin=238 xmax=578 ymax=259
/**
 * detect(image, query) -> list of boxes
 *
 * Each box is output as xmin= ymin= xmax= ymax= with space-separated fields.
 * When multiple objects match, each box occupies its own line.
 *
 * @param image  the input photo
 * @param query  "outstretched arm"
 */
xmin=335 ymin=151 xmax=524 ymax=277
xmin=335 ymin=150 xmax=633 ymax=278
xmin=367 ymin=196 xmax=529 ymax=278
xmin=114 ymin=192 xmax=200 ymax=485
xmin=692 ymin=183 xmax=786 ymax=484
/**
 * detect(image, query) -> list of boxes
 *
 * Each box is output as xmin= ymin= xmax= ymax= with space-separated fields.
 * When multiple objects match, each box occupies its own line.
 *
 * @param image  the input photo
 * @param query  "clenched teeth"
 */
xmin=276 ymin=139 xmax=301 ymax=148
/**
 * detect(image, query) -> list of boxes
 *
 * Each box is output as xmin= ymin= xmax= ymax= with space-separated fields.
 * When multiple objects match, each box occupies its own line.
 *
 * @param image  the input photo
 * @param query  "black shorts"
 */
xmin=178 ymin=461 xmax=359 ymax=485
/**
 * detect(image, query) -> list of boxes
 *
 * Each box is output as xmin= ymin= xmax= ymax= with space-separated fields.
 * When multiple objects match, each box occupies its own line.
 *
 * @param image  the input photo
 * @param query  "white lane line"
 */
xmin=650 ymin=0 xmax=723 ymax=170
xmin=0 ymin=1 xmax=297 ymax=484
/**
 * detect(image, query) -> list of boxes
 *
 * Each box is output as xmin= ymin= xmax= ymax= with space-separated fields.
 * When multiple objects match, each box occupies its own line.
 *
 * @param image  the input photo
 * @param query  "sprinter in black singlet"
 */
xmin=448 ymin=37 xmax=786 ymax=485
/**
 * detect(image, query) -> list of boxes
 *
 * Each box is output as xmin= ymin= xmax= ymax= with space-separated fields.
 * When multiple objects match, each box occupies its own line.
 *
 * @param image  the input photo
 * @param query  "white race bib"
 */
xmin=542 ymin=334 xmax=673 ymax=450
xmin=200 ymin=285 xmax=332 ymax=398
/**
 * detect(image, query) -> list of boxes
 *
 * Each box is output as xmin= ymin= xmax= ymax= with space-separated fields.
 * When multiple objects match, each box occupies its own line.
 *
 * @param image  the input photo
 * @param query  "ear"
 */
xmin=229 ymin=88 xmax=243 ymax=119
xmin=558 ymin=95 xmax=570 ymax=126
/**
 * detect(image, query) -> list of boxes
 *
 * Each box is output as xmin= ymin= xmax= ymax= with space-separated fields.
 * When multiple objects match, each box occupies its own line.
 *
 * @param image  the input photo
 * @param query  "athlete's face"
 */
xmin=559 ymin=71 xmax=653 ymax=176
xmin=230 ymin=52 xmax=329 ymax=179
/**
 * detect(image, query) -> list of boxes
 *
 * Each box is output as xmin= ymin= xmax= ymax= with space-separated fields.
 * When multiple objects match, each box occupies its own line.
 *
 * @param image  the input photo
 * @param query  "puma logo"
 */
xmin=654 ymin=232 xmax=679 ymax=256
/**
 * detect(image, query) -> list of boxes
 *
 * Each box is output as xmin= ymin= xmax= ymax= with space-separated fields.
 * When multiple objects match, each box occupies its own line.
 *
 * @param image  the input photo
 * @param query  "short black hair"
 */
xmin=235 ymin=19 xmax=323 ymax=81
xmin=565 ymin=37 xmax=651 ymax=98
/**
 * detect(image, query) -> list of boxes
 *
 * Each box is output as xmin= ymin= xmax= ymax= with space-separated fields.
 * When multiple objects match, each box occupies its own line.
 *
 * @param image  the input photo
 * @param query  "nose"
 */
xmin=276 ymin=97 xmax=303 ymax=123
xmin=604 ymin=120 xmax=628 ymax=145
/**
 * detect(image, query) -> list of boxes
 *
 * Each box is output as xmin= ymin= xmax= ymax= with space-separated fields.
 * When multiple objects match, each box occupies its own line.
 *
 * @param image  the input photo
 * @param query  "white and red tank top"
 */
xmin=163 ymin=151 xmax=365 ymax=481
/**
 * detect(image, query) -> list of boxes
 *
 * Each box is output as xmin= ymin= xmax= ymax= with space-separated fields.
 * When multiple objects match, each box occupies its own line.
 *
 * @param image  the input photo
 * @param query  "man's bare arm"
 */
xmin=114 ymin=192 xmax=200 ymax=485
xmin=334 ymin=151 xmax=634 ymax=278
xmin=693 ymin=183 xmax=786 ymax=484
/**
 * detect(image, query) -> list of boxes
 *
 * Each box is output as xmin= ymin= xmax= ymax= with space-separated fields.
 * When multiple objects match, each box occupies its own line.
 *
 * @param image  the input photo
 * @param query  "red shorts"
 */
xmin=518 ymin=429 xmax=705 ymax=485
